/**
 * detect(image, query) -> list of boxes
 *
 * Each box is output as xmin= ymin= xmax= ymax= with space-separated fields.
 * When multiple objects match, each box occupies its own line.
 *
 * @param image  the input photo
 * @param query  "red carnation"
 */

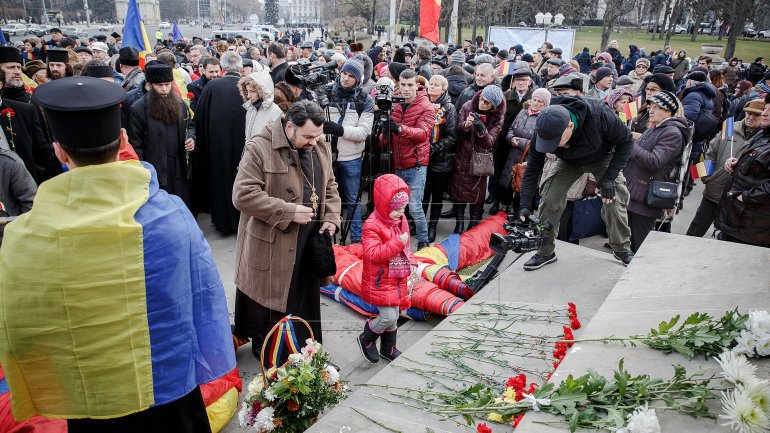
xmin=506 ymin=374 xmax=526 ymax=390
xmin=567 ymin=302 xmax=576 ymax=313
xmin=399 ymin=297 xmax=412 ymax=310
xmin=553 ymin=361 xmax=560 ymax=369
xmin=570 ymin=317 xmax=582 ymax=330
xmin=187 ymin=91 xmax=195 ymax=99
xmin=477 ymin=422 xmax=493 ymax=433
xmin=0 ymin=108 xmax=15 ymax=118
xmin=512 ymin=414 xmax=525 ymax=428
xmin=562 ymin=326 xmax=574 ymax=347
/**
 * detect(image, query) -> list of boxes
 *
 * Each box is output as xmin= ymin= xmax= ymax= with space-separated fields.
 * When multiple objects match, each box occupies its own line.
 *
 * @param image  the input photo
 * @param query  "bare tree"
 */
xmin=599 ymin=0 xmax=635 ymax=50
xmin=721 ymin=0 xmax=760 ymax=59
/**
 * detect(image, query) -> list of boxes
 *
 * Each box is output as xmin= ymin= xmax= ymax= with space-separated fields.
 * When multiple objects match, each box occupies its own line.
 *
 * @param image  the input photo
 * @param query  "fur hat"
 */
xmin=145 ymin=63 xmax=174 ymax=83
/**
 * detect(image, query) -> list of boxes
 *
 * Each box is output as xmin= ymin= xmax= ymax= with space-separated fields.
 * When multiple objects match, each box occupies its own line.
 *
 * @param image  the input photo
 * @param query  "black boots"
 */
xmin=488 ymin=201 xmax=500 ymax=215
xmin=453 ymin=203 xmax=466 ymax=234
xmin=466 ymin=203 xmax=484 ymax=231
xmin=428 ymin=222 xmax=437 ymax=243
xmin=380 ymin=328 xmax=402 ymax=361
xmin=357 ymin=321 xmax=380 ymax=363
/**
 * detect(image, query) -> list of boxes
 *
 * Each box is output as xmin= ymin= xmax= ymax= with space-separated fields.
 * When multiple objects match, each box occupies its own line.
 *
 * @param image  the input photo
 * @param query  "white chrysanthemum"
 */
xmin=238 ymin=401 xmax=250 ymax=427
xmin=753 ymin=331 xmax=770 ymax=357
xmin=288 ymin=353 xmax=304 ymax=366
xmin=734 ymin=330 xmax=758 ymax=356
xmin=325 ymin=364 xmax=340 ymax=384
xmin=716 ymin=351 xmax=759 ymax=386
xmin=253 ymin=407 xmax=276 ymax=432
xmin=623 ymin=404 xmax=661 ymax=433
xmin=720 ymin=388 xmax=770 ymax=433
xmin=741 ymin=379 xmax=770 ymax=415
xmin=749 ymin=311 xmax=770 ymax=334
xmin=263 ymin=389 xmax=277 ymax=401
xmin=247 ymin=377 xmax=264 ymax=395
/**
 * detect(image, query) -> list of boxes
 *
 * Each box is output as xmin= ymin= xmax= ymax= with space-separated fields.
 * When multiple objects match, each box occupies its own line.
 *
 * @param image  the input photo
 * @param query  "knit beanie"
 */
xmin=635 ymin=58 xmax=650 ymax=68
xmin=391 ymin=191 xmax=409 ymax=210
xmin=598 ymin=52 xmax=613 ymax=65
xmin=496 ymin=49 xmax=508 ymax=61
xmin=375 ymin=61 xmax=389 ymax=78
xmin=595 ymin=66 xmax=614 ymax=83
xmin=388 ymin=62 xmax=409 ymax=81
xmin=480 ymin=85 xmax=504 ymax=109
xmin=513 ymin=44 xmax=524 ymax=55
xmin=648 ymin=89 xmax=679 ymax=114
xmin=341 ymin=58 xmax=364 ymax=85
xmin=607 ymin=88 xmax=632 ymax=108
xmin=521 ymin=53 xmax=534 ymax=62
xmin=532 ymin=88 xmax=552 ymax=106
xmin=449 ymin=50 xmax=465 ymax=65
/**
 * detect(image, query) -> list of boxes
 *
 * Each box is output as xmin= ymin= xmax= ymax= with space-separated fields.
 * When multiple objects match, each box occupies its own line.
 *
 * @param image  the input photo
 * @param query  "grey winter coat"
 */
xmin=624 ymin=116 xmax=693 ymax=218
xmin=701 ymin=120 xmax=758 ymax=203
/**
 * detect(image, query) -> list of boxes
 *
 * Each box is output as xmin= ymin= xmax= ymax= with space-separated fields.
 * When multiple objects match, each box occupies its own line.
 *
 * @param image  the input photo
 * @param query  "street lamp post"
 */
xmin=535 ymin=12 xmax=564 ymax=47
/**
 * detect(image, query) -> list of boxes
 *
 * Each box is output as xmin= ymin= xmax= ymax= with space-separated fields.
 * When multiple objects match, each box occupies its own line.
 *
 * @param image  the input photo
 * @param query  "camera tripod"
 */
xmin=337 ymin=109 xmax=395 ymax=244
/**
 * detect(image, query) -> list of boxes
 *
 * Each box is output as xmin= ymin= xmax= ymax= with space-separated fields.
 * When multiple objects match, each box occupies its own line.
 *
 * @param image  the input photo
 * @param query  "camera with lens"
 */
xmin=489 ymin=215 xmax=553 ymax=254
xmin=374 ymin=84 xmax=406 ymax=112
xmin=294 ymin=62 xmax=337 ymax=107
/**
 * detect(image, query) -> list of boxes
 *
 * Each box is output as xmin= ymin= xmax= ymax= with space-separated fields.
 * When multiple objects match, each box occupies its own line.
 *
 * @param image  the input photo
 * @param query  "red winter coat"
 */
xmin=361 ymin=174 xmax=412 ymax=307
xmin=385 ymin=90 xmax=435 ymax=170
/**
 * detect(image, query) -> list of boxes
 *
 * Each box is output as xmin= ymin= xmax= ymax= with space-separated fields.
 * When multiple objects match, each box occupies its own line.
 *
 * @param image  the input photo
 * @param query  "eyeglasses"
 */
xmin=636 ymin=65 xmax=648 ymax=69
xmin=645 ymin=86 xmax=661 ymax=93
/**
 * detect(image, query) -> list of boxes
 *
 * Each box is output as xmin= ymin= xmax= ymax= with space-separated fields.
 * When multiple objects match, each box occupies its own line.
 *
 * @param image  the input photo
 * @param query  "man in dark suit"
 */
xmin=0 ymin=68 xmax=63 ymax=184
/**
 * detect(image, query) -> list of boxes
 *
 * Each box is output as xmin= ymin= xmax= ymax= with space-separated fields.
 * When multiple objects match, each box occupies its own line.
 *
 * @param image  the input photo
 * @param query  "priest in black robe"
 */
xmin=192 ymin=52 xmax=246 ymax=234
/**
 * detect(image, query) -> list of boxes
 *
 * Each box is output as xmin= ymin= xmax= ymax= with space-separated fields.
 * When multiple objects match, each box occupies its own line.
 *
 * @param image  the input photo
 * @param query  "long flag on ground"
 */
xmin=122 ymin=0 xmax=153 ymax=69
xmin=420 ymin=0 xmax=441 ymax=44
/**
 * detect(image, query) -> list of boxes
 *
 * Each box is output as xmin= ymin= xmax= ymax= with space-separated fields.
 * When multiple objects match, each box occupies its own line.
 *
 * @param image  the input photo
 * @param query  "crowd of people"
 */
xmin=0 ymin=25 xmax=769 ymax=430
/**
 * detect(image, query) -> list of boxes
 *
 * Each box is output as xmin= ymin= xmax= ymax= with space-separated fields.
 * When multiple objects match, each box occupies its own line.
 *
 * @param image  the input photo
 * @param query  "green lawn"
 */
xmin=440 ymin=26 xmax=770 ymax=62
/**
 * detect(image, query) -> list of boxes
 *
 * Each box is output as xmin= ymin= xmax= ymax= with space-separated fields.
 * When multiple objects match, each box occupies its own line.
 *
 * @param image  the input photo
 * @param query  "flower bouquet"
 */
xmin=238 ymin=317 xmax=348 ymax=432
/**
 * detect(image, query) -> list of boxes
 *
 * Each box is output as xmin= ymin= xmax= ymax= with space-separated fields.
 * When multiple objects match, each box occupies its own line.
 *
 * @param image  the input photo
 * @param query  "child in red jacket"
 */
xmin=357 ymin=174 xmax=414 ymax=363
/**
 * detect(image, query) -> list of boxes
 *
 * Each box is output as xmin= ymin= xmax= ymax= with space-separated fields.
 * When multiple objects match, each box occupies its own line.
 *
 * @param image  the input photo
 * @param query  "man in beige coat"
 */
xmin=232 ymin=100 xmax=341 ymax=361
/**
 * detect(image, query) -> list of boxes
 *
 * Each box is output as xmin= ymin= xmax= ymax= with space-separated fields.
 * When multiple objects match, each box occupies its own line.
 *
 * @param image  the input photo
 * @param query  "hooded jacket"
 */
xmin=520 ymin=96 xmax=634 ymax=209
xmin=361 ymin=174 xmax=412 ymax=307
xmin=574 ymin=51 xmax=592 ymax=74
xmin=446 ymin=74 xmax=468 ymax=105
xmin=387 ymin=90 xmax=435 ymax=169
xmin=621 ymin=45 xmax=640 ymax=76
xmin=239 ymin=70 xmax=283 ymax=141
xmin=716 ymin=131 xmax=770 ymax=245
xmin=681 ymin=82 xmax=716 ymax=143
xmin=624 ymin=116 xmax=693 ymax=218
xmin=428 ymin=90 xmax=457 ymax=173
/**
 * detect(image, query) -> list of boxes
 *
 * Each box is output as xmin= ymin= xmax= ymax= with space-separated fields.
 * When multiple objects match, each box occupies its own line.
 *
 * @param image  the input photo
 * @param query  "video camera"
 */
xmin=374 ymin=83 xmax=406 ymax=112
xmin=294 ymin=62 xmax=337 ymax=107
xmin=489 ymin=215 xmax=553 ymax=254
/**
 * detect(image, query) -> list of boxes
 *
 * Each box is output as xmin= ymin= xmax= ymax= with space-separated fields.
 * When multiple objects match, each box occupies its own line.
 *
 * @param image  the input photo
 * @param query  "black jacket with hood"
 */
xmin=520 ymin=95 xmax=634 ymax=208
xmin=428 ymin=90 xmax=457 ymax=173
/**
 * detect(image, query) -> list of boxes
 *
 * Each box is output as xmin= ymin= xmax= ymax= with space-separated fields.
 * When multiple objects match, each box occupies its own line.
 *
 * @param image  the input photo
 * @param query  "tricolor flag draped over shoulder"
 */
xmin=420 ymin=0 xmax=441 ymax=44
xmin=122 ymin=0 xmax=153 ymax=69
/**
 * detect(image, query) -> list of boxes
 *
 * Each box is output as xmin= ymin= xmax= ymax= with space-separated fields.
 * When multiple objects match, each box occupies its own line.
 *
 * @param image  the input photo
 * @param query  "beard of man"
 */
xmin=147 ymin=86 xmax=184 ymax=124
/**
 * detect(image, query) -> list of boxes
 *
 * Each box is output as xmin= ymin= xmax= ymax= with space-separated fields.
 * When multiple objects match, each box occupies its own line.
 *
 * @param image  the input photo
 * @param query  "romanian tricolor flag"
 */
xmin=722 ymin=116 xmax=735 ymax=140
xmin=0 ymin=161 xmax=235 ymax=420
xmin=499 ymin=61 xmax=514 ymax=75
xmin=122 ymin=0 xmax=153 ymax=69
xmin=420 ymin=0 xmax=441 ymax=44
xmin=690 ymin=161 xmax=709 ymax=180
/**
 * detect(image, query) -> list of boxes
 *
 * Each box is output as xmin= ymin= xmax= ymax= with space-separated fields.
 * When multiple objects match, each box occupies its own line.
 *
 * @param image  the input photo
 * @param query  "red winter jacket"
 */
xmin=385 ymin=90 xmax=435 ymax=170
xmin=361 ymin=174 xmax=412 ymax=307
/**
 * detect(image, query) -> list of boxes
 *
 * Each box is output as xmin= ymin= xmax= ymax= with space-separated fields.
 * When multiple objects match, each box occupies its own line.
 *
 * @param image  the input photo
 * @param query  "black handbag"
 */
xmin=692 ymin=108 xmax=719 ymax=143
xmin=307 ymin=229 xmax=337 ymax=277
xmin=646 ymin=181 xmax=679 ymax=209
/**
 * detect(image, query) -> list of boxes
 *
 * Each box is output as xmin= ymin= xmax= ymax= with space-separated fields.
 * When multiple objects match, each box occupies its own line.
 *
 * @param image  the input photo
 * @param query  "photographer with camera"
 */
xmin=325 ymin=59 xmax=375 ymax=243
xmin=518 ymin=96 xmax=635 ymax=270
xmin=382 ymin=69 xmax=436 ymax=249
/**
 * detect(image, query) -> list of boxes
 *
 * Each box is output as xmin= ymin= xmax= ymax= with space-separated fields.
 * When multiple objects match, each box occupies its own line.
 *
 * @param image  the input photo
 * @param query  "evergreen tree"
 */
xmin=264 ymin=0 xmax=279 ymax=24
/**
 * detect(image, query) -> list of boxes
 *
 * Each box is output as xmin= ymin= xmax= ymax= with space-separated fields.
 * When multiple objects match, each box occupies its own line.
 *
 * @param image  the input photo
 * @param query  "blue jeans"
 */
xmin=395 ymin=166 xmax=428 ymax=242
xmin=336 ymin=157 xmax=363 ymax=241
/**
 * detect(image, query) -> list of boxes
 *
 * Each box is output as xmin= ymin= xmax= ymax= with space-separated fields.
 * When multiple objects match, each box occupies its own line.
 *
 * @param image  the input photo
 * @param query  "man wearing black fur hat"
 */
xmin=0 ymin=69 xmax=62 ymax=183
xmin=128 ymin=63 xmax=196 ymax=208
xmin=0 ymin=47 xmax=32 ymax=103
xmin=46 ymin=49 xmax=73 ymax=80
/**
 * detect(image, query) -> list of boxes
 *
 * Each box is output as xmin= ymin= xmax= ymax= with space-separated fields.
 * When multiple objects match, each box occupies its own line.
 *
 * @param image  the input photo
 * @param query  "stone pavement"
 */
xmin=200 ymin=181 xmax=709 ymax=432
